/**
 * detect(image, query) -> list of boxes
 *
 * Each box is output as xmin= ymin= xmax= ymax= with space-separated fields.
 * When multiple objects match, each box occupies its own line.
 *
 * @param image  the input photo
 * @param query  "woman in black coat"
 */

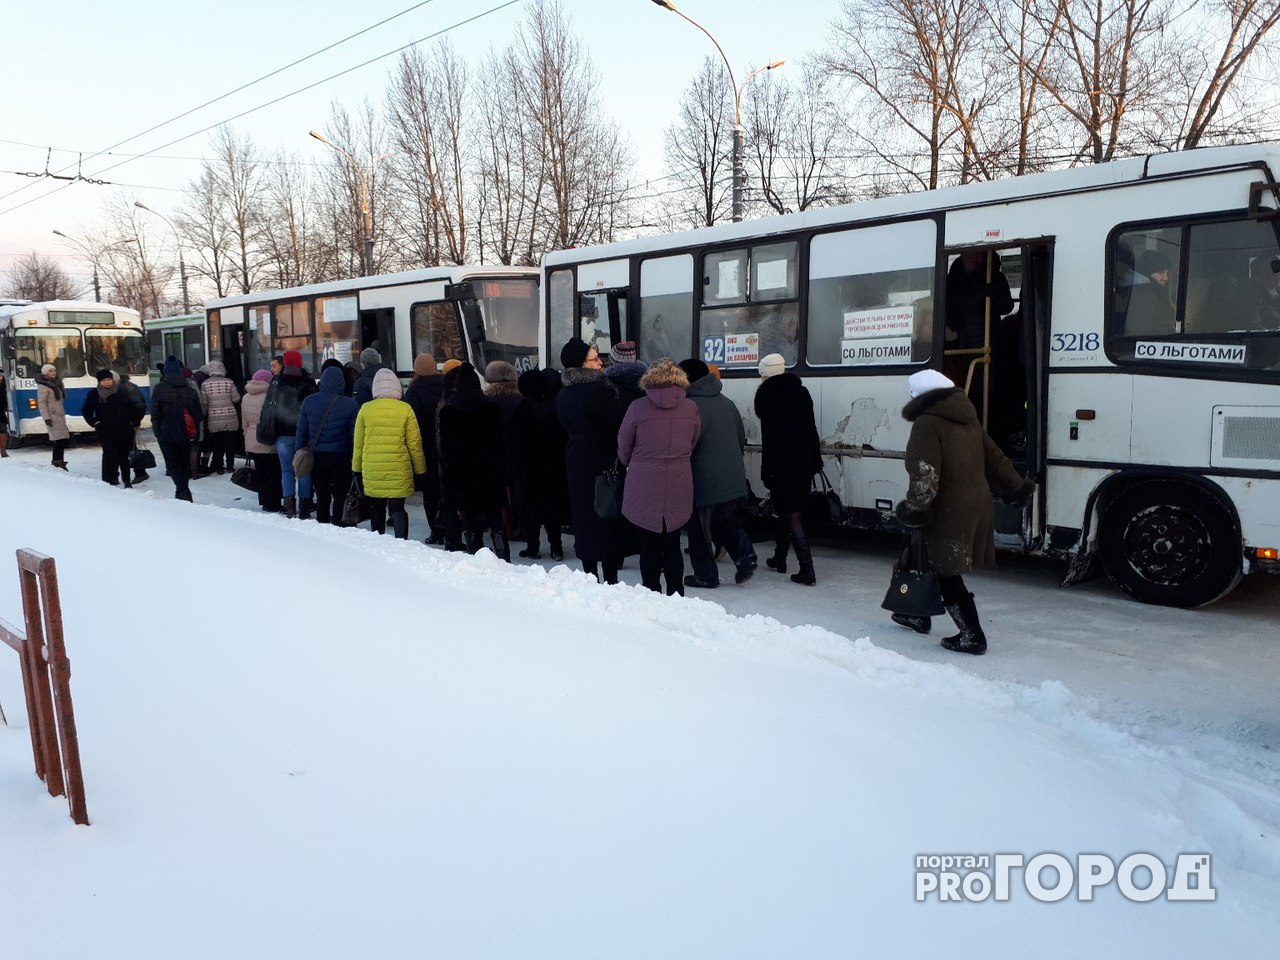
xmin=555 ymin=338 xmax=625 ymax=584
xmin=405 ymin=354 xmax=446 ymax=543
xmin=509 ymin=369 xmax=568 ymax=560
xmin=437 ymin=363 xmax=510 ymax=560
xmin=82 ymin=369 xmax=142 ymax=486
xmin=754 ymin=353 xmax=823 ymax=585
xmin=150 ymin=358 xmax=205 ymax=501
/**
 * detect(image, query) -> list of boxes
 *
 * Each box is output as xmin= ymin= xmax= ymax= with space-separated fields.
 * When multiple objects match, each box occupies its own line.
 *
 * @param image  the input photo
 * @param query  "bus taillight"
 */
xmin=1256 ymin=547 xmax=1279 ymax=561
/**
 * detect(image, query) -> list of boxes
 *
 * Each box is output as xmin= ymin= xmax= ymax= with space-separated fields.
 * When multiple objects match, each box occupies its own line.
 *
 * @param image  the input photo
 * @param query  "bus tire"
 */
xmin=1098 ymin=481 xmax=1242 ymax=608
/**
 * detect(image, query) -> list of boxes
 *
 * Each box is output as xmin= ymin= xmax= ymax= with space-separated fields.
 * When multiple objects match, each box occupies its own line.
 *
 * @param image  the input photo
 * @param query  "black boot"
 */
xmin=282 ymin=496 xmax=297 ymax=519
xmin=790 ymin=531 xmax=816 ymax=586
xmin=891 ymin=613 xmax=932 ymax=635
xmin=463 ymin=530 xmax=481 ymax=554
xmin=391 ymin=510 xmax=409 ymax=540
xmin=940 ymin=593 xmax=987 ymax=655
xmin=490 ymin=526 xmax=511 ymax=561
xmin=765 ymin=534 xmax=791 ymax=574
xmin=298 ymin=498 xmax=314 ymax=521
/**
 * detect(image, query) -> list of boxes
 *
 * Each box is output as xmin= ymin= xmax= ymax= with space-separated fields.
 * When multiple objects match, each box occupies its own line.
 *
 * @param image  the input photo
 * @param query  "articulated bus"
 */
xmin=541 ymin=141 xmax=1280 ymax=607
xmin=0 ymin=300 xmax=150 ymax=440
xmin=147 ymin=312 xmax=211 ymax=384
xmin=204 ymin=266 xmax=541 ymax=385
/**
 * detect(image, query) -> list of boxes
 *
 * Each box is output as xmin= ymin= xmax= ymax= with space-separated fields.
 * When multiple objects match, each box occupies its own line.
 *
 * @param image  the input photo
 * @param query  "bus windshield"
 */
xmin=86 ymin=330 xmax=148 ymax=377
xmin=475 ymin=277 xmax=540 ymax=372
xmin=14 ymin=331 xmax=86 ymax=379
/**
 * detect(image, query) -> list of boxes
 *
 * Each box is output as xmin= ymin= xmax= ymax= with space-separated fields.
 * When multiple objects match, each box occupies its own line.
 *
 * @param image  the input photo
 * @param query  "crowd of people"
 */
xmin=20 ymin=341 xmax=1034 ymax=657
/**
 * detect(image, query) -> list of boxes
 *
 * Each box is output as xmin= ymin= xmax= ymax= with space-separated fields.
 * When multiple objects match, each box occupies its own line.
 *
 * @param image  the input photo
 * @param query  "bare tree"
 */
xmin=313 ymin=101 xmax=395 ymax=277
xmin=205 ymin=126 xmax=267 ymax=294
xmin=98 ymin=200 xmax=173 ymax=320
xmin=180 ymin=167 xmax=235 ymax=299
xmin=3 ymin=252 xmax=79 ymax=301
xmin=258 ymin=149 xmax=332 ymax=289
xmin=661 ymin=57 xmax=734 ymax=228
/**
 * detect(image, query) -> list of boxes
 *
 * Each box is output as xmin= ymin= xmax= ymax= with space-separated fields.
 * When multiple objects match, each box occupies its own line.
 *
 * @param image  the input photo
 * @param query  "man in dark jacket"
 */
xmin=404 ymin=354 xmax=446 ymax=543
xmin=117 ymin=373 xmax=150 ymax=483
xmin=894 ymin=369 xmax=1034 ymax=654
xmin=352 ymin=347 xmax=389 ymax=408
xmin=82 ymin=369 xmax=142 ymax=487
xmin=679 ymin=358 xmax=757 ymax=588
xmin=149 ymin=357 xmax=204 ymax=501
xmin=263 ymin=349 xmax=318 ymax=518
xmin=754 ymin=353 xmax=823 ymax=585
xmin=509 ymin=368 xmax=568 ymax=561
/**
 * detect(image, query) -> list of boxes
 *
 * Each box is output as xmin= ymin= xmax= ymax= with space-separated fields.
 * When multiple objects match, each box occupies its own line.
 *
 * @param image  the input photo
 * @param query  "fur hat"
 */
xmin=360 ymin=347 xmax=382 ymax=366
xmin=442 ymin=358 xmax=462 ymax=375
xmin=758 ymin=353 xmax=786 ymax=379
xmin=252 ymin=368 xmax=274 ymax=383
xmin=414 ymin=354 xmax=438 ymax=378
xmin=611 ymin=340 xmax=638 ymax=363
xmin=94 ymin=368 xmax=115 ymax=382
xmin=908 ymin=369 xmax=955 ymax=398
xmin=518 ymin=368 xmax=548 ymax=400
xmin=639 ymin=358 xmax=688 ymax=390
xmin=283 ymin=349 xmax=303 ymax=371
xmin=678 ymin=358 xmax=709 ymax=383
xmin=484 ymin=360 xmax=517 ymax=384
xmin=372 ymin=368 xmax=402 ymax=400
xmin=560 ymin=338 xmax=590 ymax=369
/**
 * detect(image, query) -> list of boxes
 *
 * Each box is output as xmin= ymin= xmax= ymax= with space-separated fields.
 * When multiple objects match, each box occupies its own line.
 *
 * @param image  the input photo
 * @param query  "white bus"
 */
xmin=146 ymin=312 xmax=211 ymax=385
xmin=541 ymin=141 xmax=1280 ymax=607
xmin=0 ymin=300 xmax=149 ymax=439
xmin=205 ymin=266 xmax=540 ymax=385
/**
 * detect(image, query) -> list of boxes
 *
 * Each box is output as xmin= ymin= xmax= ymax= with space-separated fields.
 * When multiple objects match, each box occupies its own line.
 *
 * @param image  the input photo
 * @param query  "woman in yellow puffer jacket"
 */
xmin=352 ymin=368 xmax=426 ymax=538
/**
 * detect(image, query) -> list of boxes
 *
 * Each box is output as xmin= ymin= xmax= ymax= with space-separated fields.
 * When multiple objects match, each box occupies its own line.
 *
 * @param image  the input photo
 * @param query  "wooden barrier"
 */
xmin=0 ymin=549 xmax=88 ymax=825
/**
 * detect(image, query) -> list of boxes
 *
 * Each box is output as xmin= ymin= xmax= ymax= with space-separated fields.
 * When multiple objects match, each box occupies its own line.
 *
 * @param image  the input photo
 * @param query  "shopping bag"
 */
xmin=129 ymin=447 xmax=157 ymax=471
xmin=230 ymin=458 xmax=259 ymax=492
xmin=880 ymin=531 xmax=946 ymax=616
xmin=593 ymin=459 xmax=623 ymax=519
xmin=342 ymin=477 xmax=370 ymax=526
xmin=804 ymin=469 xmax=844 ymax=525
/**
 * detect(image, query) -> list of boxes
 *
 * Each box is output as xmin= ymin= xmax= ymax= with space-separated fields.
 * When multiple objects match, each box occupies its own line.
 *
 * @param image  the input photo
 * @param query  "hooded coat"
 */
xmin=438 ymin=365 xmax=507 ymax=512
xmin=684 ymin=373 xmax=748 ymax=508
xmin=297 ymin=367 xmax=358 ymax=454
xmin=901 ymin=386 xmax=1030 ymax=576
xmin=555 ymin=366 xmax=625 ymax=565
xmin=754 ymin=371 xmax=822 ymax=512
xmin=352 ymin=369 xmax=426 ymax=499
xmin=149 ymin=366 xmax=204 ymax=446
xmin=240 ymin=380 xmax=274 ymax=455
xmin=200 ymin=361 xmax=241 ymax=433
xmin=35 ymin=373 xmax=69 ymax=441
xmin=617 ymin=362 xmax=701 ymax=534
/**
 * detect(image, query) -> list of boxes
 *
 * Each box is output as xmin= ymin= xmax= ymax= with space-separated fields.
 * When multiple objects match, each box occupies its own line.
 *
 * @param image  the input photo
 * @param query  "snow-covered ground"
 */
xmin=2 ymin=437 xmax=1278 ymax=958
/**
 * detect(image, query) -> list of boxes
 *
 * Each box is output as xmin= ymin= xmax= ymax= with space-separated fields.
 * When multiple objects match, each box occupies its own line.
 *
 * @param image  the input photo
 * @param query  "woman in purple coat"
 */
xmin=617 ymin=359 xmax=701 ymax=595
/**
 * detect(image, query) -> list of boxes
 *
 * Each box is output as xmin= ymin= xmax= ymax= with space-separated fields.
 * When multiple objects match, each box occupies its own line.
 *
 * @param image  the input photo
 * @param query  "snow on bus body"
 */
xmin=540 ymin=141 xmax=1280 ymax=607
xmin=203 ymin=265 xmax=541 ymax=387
xmin=0 ymin=299 xmax=151 ymax=437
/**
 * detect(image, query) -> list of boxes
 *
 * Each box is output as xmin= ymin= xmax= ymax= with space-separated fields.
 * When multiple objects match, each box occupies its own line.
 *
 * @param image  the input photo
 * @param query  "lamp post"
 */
xmin=51 ymin=231 xmax=137 ymax=302
xmin=650 ymin=0 xmax=783 ymax=223
xmin=134 ymin=202 xmax=190 ymax=314
xmin=310 ymin=130 xmax=395 ymax=276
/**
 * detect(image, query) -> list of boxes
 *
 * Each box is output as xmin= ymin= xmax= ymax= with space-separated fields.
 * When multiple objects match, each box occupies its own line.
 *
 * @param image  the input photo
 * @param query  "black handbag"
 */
xmin=805 ymin=469 xmax=844 ymax=525
xmin=593 ymin=458 xmax=624 ymax=519
xmin=129 ymin=446 xmax=156 ymax=471
xmin=341 ymin=476 xmax=371 ymax=526
xmin=230 ymin=455 xmax=259 ymax=492
xmin=881 ymin=530 xmax=946 ymax=616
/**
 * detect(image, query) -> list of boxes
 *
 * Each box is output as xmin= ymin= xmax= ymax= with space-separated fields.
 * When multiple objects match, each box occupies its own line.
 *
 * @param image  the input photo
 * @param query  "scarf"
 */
xmin=35 ymin=373 xmax=65 ymax=400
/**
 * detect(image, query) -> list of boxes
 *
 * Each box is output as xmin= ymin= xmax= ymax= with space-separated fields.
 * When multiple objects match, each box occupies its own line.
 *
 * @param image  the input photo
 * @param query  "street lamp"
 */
xmin=650 ymin=0 xmax=783 ymax=223
xmin=134 ymin=202 xmax=190 ymax=314
xmin=310 ymin=130 xmax=396 ymax=276
xmin=51 ymin=230 xmax=137 ymax=302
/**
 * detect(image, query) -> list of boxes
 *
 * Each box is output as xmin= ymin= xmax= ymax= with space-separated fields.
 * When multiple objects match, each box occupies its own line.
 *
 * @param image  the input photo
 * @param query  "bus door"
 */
xmin=577 ymin=288 xmax=628 ymax=360
xmin=359 ymin=308 xmax=395 ymax=368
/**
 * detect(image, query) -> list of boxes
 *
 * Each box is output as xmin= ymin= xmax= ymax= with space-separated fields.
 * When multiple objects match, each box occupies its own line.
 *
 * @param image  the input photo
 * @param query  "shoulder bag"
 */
xmin=804 ymin=469 xmax=844 ymax=526
xmin=593 ymin=458 xmax=624 ymax=519
xmin=292 ymin=395 xmax=338 ymax=479
xmin=341 ymin=474 xmax=371 ymax=526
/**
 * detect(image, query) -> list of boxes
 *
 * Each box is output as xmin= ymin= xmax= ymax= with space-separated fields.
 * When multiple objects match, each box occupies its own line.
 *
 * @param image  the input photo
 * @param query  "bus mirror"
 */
xmin=446 ymin=282 xmax=475 ymax=302
xmin=463 ymin=304 xmax=486 ymax=343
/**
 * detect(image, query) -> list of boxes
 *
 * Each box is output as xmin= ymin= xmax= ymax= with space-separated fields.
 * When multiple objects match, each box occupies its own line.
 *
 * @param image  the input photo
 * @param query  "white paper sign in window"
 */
xmin=756 ymin=258 xmax=788 ymax=292
xmin=717 ymin=260 xmax=742 ymax=300
xmin=1134 ymin=341 xmax=1246 ymax=364
xmin=844 ymin=306 xmax=914 ymax=340
xmin=841 ymin=336 xmax=913 ymax=365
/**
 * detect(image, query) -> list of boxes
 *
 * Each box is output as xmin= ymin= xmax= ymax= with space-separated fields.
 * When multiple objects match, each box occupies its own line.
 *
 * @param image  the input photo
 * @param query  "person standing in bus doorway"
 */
xmin=944 ymin=251 xmax=1014 ymax=390
xmin=353 ymin=347 xmax=389 ymax=407
xmin=149 ymin=357 xmax=203 ymax=501
xmin=82 ymin=369 xmax=139 ymax=487
xmin=894 ymin=369 xmax=1035 ymax=655
xmin=241 ymin=369 xmax=283 ymax=513
xmin=755 ymin=353 xmax=821 ymax=586
xmin=265 ymin=349 xmax=319 ymax=518
xmin=200 ymin=360 xmax=242 ymax=475
xmin=35 ymin=363 xmax=69 ymax=470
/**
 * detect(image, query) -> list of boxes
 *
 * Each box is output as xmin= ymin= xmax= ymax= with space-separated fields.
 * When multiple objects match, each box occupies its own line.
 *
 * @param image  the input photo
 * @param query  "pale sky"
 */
xmin=0 ymin=0 xmax=842 ymax=291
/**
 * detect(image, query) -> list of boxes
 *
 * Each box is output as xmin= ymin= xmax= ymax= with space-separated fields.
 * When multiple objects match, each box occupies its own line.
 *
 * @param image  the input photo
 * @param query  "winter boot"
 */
xmin=891 ymin=613 xmax=932 ymax=635
xmin=940 ymin=593 xmax=987 ymax=655
xmin=463 ymin=530 xmax=482 ymax=554
xmin=549 ymin=539 xmax=564 ymax=562
xmin=282 ymin=496 xmax=297 ymax=519
xmin=391 ymin=510 xmax=410 ymax=540
xmin=519 ymin=533 xmax=541 ymax=559
xmin=790 ymin=531 xmax=817 ymax=586
xmin=52 ymin=459 xmax=69 ymax=471
xmin=765 ymin=534 xmax=791 ymax=574
xmin=490 ymin=527 xmax=511 ymax=562
xmin=298 ymin=498 xmax=315 ymax=521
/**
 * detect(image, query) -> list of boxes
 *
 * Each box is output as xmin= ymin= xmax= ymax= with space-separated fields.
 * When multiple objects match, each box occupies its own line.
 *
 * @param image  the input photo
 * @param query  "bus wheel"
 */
xmin=1098 ymin=482 xmax=1242 ymax=608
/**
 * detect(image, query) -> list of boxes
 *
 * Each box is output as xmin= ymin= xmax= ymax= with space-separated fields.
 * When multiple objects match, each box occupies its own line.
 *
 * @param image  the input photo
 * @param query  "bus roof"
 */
xmin=0 ymin=300 xmax=142 ymax=325
xmin=544 ymin=141 xmax=1280 ymax=266
xmin=204 ymin=265 xmax=539 ymax=311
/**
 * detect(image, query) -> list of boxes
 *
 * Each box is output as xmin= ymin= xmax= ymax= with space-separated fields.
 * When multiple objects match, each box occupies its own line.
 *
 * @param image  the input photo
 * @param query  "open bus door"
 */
xmin=359 ymin=308 xmax=395 ymax=370
xmin=577 ymin=289 xmax=629 ymax=360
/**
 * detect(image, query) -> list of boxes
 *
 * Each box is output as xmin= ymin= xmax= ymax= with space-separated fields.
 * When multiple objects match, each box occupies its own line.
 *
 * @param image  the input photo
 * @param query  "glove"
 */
xmin=1003 ymin=479 xmax=1036 ymax=506
xmin=894 ymin=500 xmax=933 ymax=529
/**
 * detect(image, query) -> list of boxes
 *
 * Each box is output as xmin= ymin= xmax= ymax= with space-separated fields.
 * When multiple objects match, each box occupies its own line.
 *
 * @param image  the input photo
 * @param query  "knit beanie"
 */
xmin=758 ymin=353 xmax=786 ymax=379
xmin=372 ymin=368 xmax=402 ymax=400
xmin=907 ymin=369 xmax=955 ymax=398
xmin=707 ymin=363 xmax=721 ymax=380
xmin=560 ymin=337 xmax=590 ymax=369
xmin=252 ymin=368 xmax=273 ymax=383
xmin=414 ymin=354 xmax=438 ymax=378
xmin=518 ymin=368 xmax=548 ymax=400
xmin=360 ymin=347 xmax=382 ymax=367
xmin=678 ymin=358 xmax=709 ymax=383
xmin=442 ymin=358 xmax=462 ymax=375
xmin=283 ymin=350 xmax=303 ymax=371
xmin=163 ymin=358 xmax=182 ymax=377
xmin=610 ymin=341 xmax=638 ymax=363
